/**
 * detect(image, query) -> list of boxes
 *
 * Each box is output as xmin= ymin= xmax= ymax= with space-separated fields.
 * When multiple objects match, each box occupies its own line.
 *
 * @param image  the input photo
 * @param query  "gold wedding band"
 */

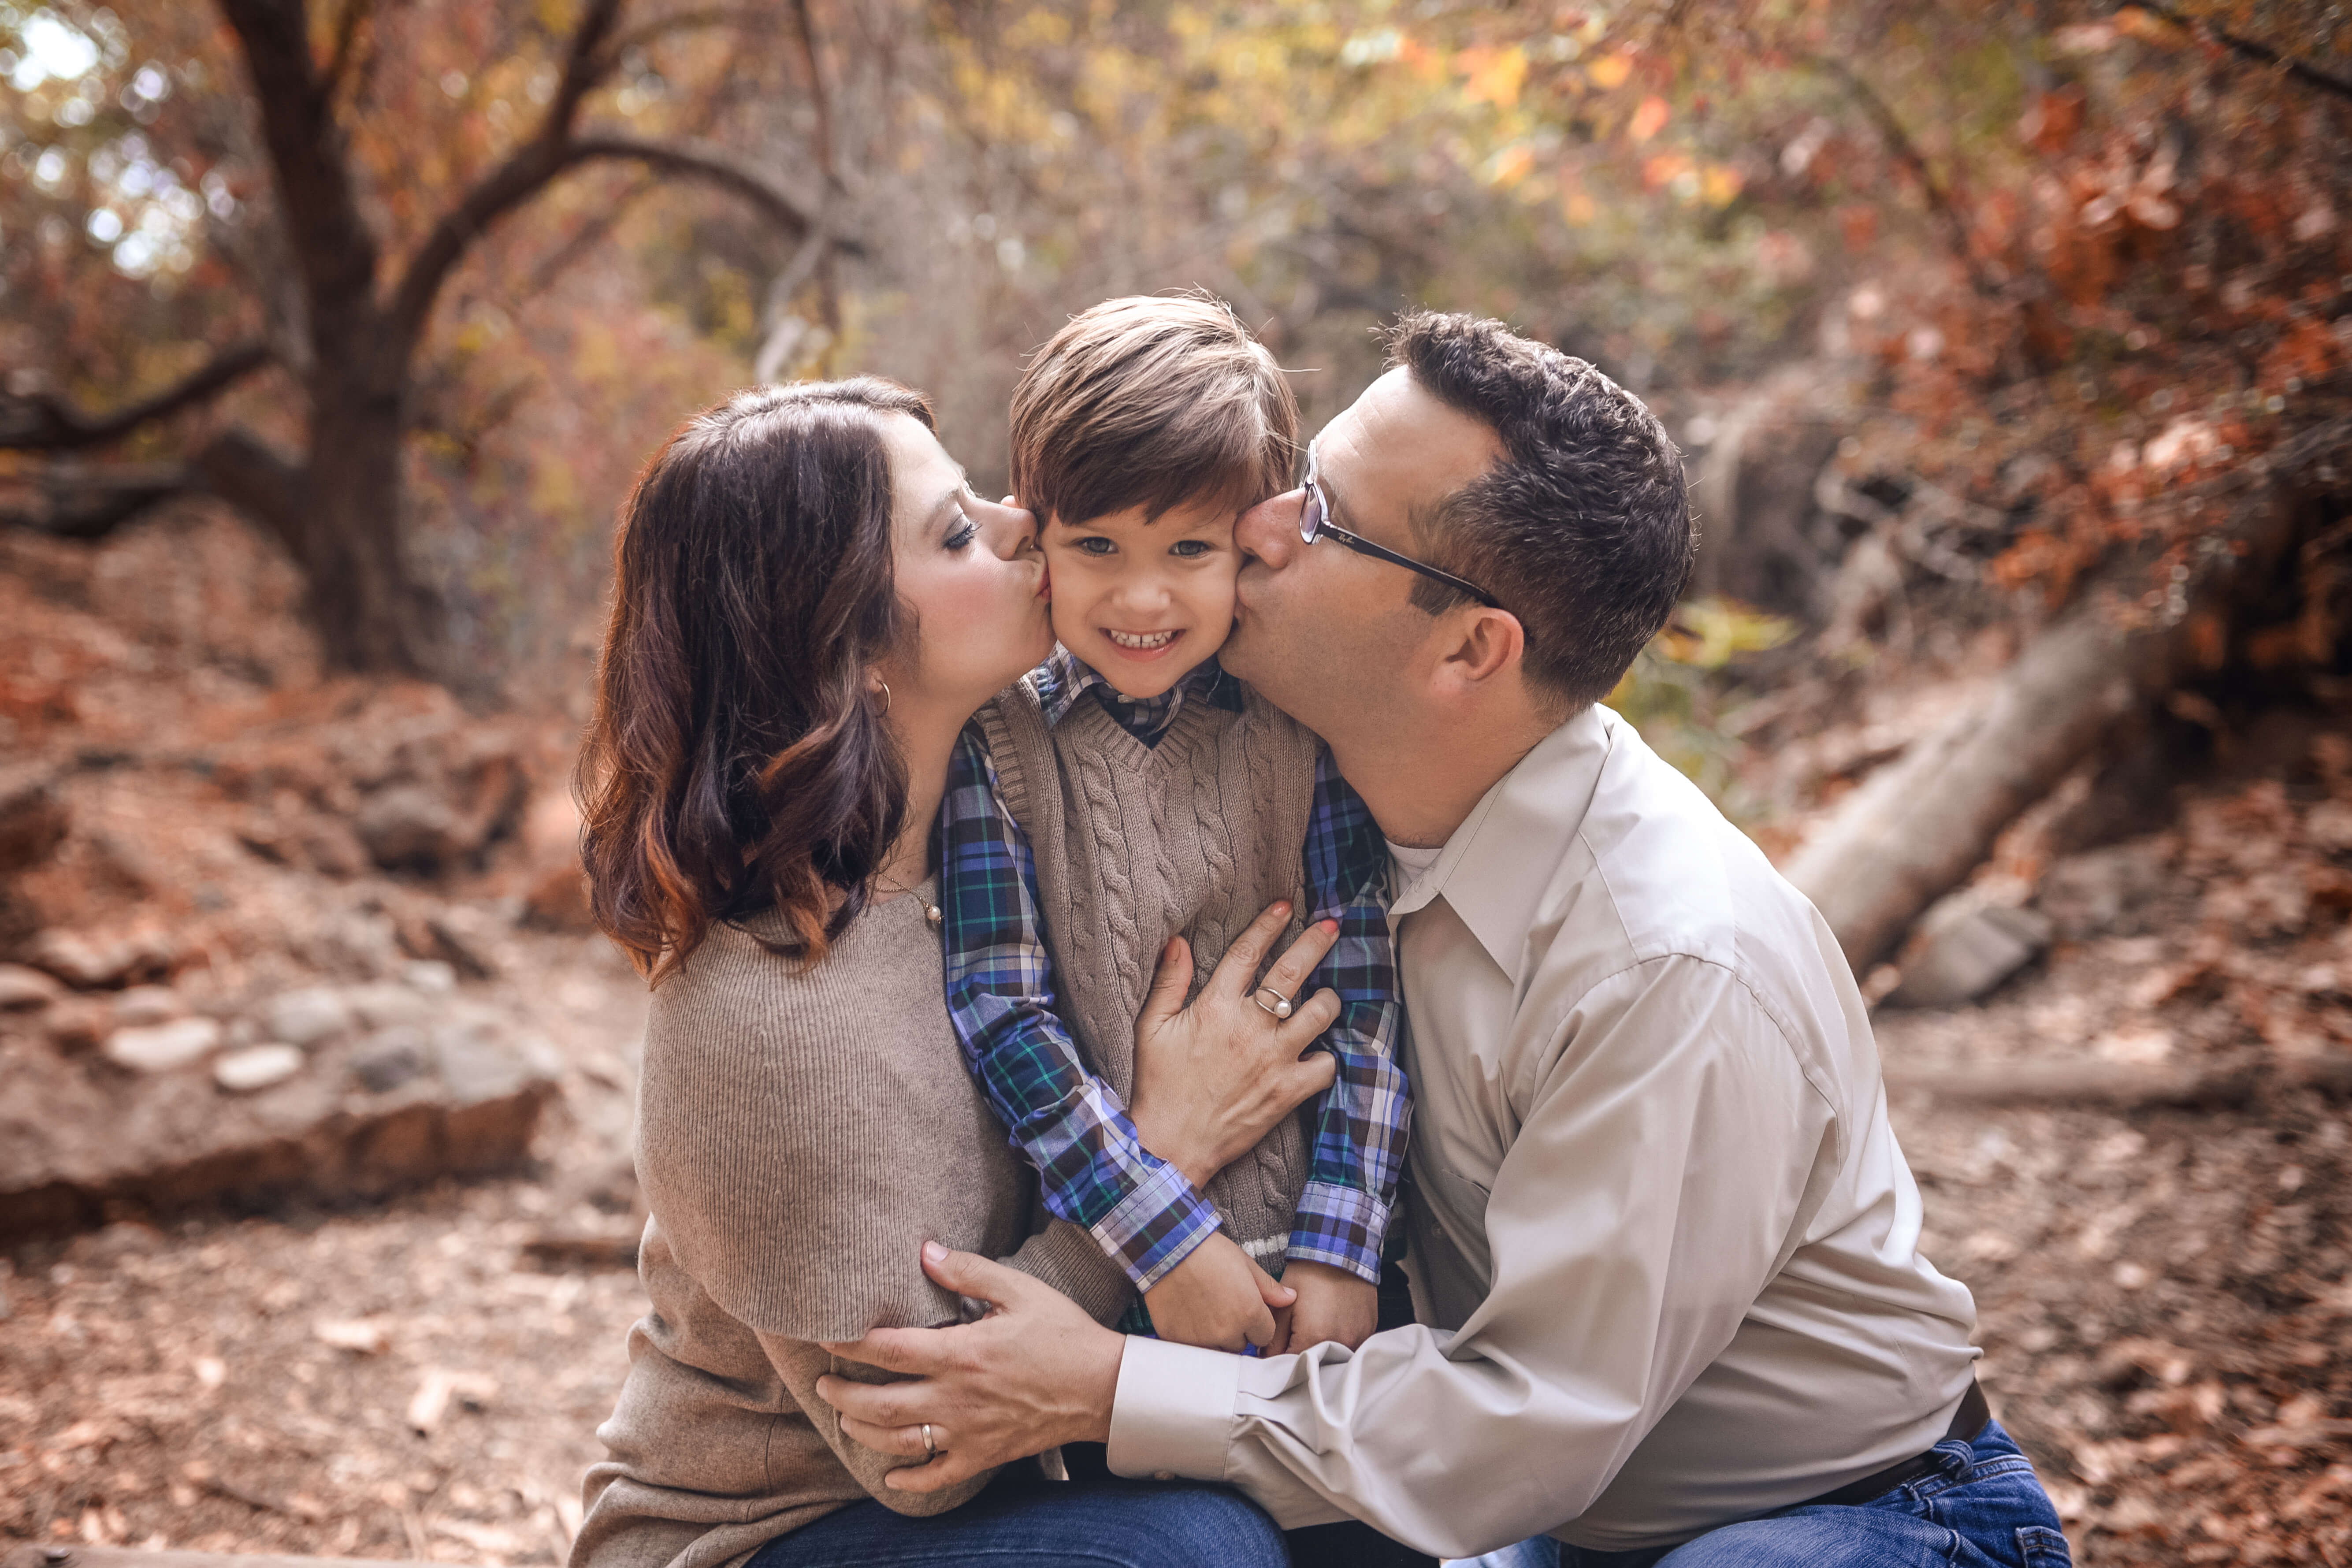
xmin=921 ymin=1422 xmax=937 ymax=1460
xmin=1252 ymin=986 xmax=1294 ymax=1020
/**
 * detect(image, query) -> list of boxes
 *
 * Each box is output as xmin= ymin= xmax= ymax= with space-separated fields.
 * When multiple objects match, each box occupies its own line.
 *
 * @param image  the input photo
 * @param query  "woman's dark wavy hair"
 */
xmin=579 ymin=378 xmax=933 ymax=982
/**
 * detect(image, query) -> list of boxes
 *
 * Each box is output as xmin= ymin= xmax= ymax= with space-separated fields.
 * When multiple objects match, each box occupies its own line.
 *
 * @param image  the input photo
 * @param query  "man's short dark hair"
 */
xmin=1386 ymin=311 xmax=1694 ymax=709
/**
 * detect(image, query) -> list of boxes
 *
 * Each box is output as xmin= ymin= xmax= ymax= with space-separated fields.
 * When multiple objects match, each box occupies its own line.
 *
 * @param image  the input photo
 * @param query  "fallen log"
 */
xmin=3 ymin=1550 xmax=423 ymax=1568
xmin=1786 ymin=417 xmax=2348 ymax=971
xmin=1886 ymin=1055 xmax=2263 ymax=1110
xmin=1886 ymin=1049 xmax=2352 ymax=1109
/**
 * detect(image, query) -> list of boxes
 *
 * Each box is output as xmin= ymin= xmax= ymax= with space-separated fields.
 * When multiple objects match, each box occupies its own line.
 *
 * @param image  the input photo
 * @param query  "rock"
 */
xmin=260 ymin=986 xmax=353 ymax=1047
xmin=104 ymin=1016 xmax=222 ymax=1073
xmin=433 ymin=1021 xmax=530 ymax=1101
xmin=2036 ymin=843 xmax=2170 ymax=942
xmin=354 ymin=785 xmax=475 ymax=871
xmin=344 ymin=982 xmax=432 ymax=1030
xmin=110 ymin=985 xmax=182 ymax=1026
xmin=518 ymin=788 xmax=596 ymax=932
xmin=0 ymin=767 xmax=67 ymax=873
xmin=212 ymin=1043 xmax=306 ymax=1092
xmin=42 ymin=997 xmax=108 ymax=1051
xmin=24 ymin=928 xmax=178 ymax=989
xmin=351 ymin=728 xmax=529 ymax=875
xmin=1887 ymin=901 xmax=2053 ymax=1009
xmin=298 ymin=907 xmax=402 ymax=979
xmin=427 ymin=905 xmax=508 ymax=979
xmin=0 ymin=963 xmax=62 ymax=1011
xmin=351 ymin=1026 xmax=430 ymax=1093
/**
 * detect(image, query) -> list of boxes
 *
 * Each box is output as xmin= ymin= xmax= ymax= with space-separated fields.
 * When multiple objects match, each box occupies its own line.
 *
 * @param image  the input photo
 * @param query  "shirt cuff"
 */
xmin=1284 ymin=1179 xmax=1390 ymax=1284
xmin=1105 ymin=1335 xmax=1242 ymax=1482
xmin=1089 ymin=1164 xmax=1224 ymax=1292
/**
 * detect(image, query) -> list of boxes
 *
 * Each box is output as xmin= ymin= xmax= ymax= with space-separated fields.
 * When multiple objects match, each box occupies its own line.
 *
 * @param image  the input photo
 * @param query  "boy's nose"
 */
xmin=1110 ymin=573 xmax=1173 ymax=612
xmin=1236 ymin=489 xmax=1303 ymax=570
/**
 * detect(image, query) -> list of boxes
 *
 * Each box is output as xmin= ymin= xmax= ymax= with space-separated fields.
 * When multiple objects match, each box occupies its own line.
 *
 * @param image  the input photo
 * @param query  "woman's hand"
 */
xmin=1127 ymin=901 xmax=1341 ymax=1190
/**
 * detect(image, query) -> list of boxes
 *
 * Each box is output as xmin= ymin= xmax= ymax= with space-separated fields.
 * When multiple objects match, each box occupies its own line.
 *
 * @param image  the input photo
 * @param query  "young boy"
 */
xmin=938 ymin=294 xmax=1407 ymax=1355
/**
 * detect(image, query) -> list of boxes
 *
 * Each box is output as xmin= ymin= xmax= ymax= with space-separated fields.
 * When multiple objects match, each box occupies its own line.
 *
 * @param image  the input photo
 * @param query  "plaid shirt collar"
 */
xmin=1033 ymin=646 xmax=1245 ymax=742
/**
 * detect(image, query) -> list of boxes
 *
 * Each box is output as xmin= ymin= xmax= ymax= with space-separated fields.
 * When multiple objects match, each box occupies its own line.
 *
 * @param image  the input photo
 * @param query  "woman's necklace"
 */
xmin=873 ymin=872 xmax=944 ymax=929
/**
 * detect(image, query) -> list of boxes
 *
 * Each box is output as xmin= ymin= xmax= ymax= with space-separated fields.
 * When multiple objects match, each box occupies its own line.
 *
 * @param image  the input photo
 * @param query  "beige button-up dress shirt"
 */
xmin=1106 ymin=704 xmax=1980 ymax=1557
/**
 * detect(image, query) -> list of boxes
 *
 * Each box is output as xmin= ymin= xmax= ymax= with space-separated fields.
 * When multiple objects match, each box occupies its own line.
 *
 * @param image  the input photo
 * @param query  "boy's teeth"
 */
xmin=1106 ymin=629 xmax=1178 ymax=649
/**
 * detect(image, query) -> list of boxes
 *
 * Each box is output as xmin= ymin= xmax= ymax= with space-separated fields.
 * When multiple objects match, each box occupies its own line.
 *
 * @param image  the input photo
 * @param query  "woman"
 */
xmin=568 ymin=380 xmax=1338 ymax=1568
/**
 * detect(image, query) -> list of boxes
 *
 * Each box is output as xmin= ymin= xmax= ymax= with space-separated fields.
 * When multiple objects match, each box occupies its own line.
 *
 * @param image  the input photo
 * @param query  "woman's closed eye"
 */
xmin=944 ymin=508 xmax=978 ymax=549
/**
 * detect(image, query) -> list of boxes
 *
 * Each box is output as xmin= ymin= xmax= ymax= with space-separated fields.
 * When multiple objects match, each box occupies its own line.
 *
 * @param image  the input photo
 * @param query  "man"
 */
xmin=815 ymin=313 xmax=2072 ymax=1567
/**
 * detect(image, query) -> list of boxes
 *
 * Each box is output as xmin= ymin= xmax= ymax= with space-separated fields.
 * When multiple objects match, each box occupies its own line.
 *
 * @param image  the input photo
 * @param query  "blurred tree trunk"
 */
xmin=2 ymin=0 xmax=836 ymax=679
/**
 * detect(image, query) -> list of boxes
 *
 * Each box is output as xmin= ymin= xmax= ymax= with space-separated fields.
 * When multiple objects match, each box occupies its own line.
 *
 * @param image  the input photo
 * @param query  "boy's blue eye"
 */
xmin=1073 ymin=536 xmax=1116 ymax=557
xmin=1170 ymin=539 xmax=1213 ymax=559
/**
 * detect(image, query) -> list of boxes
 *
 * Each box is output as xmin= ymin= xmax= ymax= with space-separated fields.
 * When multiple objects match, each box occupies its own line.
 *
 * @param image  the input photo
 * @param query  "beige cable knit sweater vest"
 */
xmin=971 ymin=673 xmax=1323 ymax=1266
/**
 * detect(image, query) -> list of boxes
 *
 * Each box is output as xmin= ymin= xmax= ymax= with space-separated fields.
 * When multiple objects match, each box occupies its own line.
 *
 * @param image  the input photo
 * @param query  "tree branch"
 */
xmin=1812 ymin=57 xmax=2003 ymax=300
xmin=0 ymin=342 xmax=274 ymax=452
xmin=382 ymin=0 xmax=629 ymax=356
xmin=565 ymin=132 xmax=829 ymax=241
xmin=0 ymin=462 xmax=198 ymax=540
xmin=2129 ymin=1 xmax=2352 ymax=103
xmin=609 ymin=6 xmax=760 ymax=57
xmin=321 ymin=0 xmax=376 ymax=99
xmin=1 ymin=424 xmax=306 ymax=549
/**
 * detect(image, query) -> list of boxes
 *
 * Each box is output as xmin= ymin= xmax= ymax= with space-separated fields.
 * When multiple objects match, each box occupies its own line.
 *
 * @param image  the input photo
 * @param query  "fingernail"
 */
xmin=1320 ymin=919 xmax=1339 ymax=934
xmin=923 ymin=1240 xmax=947 ymax=1264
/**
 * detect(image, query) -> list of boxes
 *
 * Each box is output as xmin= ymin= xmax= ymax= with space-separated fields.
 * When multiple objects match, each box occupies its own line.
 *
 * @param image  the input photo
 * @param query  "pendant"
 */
xmin=925 ymin=903 xmax=944 ymax=929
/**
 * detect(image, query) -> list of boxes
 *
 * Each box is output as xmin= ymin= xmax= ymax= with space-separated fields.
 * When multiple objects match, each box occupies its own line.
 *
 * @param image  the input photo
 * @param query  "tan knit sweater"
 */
xmin=572 ymin=884 xmax=1133 ymax=1568
xmin=972 ymin=677 xmax=1323 ymax=1267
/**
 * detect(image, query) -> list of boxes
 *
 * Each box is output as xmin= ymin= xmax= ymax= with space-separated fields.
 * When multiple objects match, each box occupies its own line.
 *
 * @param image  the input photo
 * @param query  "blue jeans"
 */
xmin=745 ymin=1467 xmax=1286 ymax=1568
xmin=1452 ymin=1420 xmax=2072 ymax=1568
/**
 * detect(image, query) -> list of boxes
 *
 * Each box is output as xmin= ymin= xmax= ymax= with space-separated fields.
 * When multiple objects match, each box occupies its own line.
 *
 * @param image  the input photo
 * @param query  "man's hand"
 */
xmin=1129 ymin=902 xmax=1342 ymax=1190
xmin=1275 ymin=1260 xmax=1379 ymax=1354
xmin=1140 ymin=1231 xmax=1297 ymax=1352
xmin=816 ymin=1241 xmax=1124 ymax=1494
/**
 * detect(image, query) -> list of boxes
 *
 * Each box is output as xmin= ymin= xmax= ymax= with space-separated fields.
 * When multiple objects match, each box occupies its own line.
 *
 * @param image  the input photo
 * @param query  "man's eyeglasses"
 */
xmin=1298 ymin=440 xmax=1501 ymax=610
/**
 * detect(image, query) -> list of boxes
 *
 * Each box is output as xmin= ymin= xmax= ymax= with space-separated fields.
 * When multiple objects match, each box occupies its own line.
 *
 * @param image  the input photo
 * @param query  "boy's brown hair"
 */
xmin=1010 ymin=292 xmax=1298 ymax=528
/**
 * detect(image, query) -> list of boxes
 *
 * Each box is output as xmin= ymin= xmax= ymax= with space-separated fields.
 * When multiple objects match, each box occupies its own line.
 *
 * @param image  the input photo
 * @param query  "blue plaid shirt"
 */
xmin=940 ymin=649 xmax=1408 ymax=1293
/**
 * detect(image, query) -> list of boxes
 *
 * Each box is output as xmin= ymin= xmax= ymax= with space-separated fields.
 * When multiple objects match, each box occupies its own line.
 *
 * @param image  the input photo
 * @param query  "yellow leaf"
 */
xmin=1462 ymin=45 xmax=1527 ymax=108
xmin=1487 ymin=143 xmax=1536 ymax=189
xmin=1587 ymin=53 xmax=1631 ymax=90
xmin=1700 ymin=164 xmax=1744 ymax=208
xmin=1629 ymin=95 xmax=1670 ymax=143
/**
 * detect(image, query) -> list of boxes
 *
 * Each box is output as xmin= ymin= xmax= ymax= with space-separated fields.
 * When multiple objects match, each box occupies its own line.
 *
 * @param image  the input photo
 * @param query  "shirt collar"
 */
xmin=1033 ymin=646 xmax=1244 ymax=733
xmin=1388 ymin=703 xmax=1616 ymax=985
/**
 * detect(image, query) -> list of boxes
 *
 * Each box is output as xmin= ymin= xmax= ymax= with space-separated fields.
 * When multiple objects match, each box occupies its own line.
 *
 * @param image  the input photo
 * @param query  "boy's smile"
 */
xmin=1043 ymin=494 xmax=1241 ymax=699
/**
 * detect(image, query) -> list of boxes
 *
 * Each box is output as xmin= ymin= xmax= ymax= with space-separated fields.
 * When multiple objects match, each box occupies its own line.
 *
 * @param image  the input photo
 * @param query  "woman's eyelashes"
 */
xmin=944 ymin=507 xmax=978 ymax=549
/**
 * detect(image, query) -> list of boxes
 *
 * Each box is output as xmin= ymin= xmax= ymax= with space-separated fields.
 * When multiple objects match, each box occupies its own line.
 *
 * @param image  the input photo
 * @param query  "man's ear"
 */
xmin=1431 ymin=607 xmax=1525 ymax=696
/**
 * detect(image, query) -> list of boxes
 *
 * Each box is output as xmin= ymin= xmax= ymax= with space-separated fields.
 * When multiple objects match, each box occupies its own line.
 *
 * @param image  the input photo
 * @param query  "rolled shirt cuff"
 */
xmin=1089 ymin=1164 xmax=1225 ymax=1292
xmin=1105 ymin=1335 xmax=1242 ymax=1482
xmin=1285 ymin=1179 xmax=1390 ymax=1284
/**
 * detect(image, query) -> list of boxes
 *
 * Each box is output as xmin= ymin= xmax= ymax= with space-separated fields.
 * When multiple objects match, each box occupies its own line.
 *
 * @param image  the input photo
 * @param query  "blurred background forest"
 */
xmin=4 ymin=1 xmax=2352 ymax=1564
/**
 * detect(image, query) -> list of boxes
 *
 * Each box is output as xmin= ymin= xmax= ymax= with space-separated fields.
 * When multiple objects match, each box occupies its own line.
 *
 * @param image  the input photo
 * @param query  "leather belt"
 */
xmin=1795 ymin=1381 xmax=1992 ymax=1511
